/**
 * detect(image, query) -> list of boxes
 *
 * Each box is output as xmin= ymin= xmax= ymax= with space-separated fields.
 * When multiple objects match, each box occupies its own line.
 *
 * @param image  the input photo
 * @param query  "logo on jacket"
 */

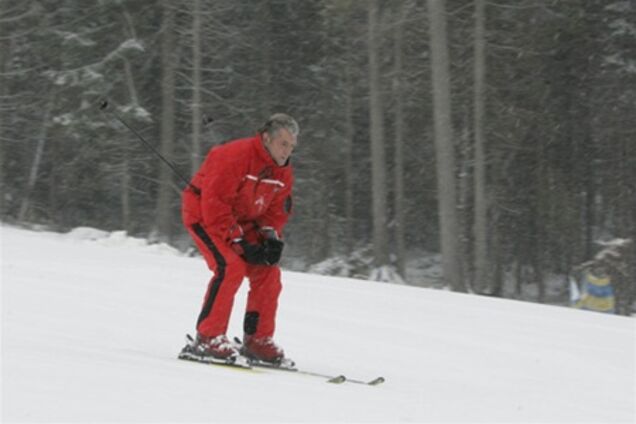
xmin=255 ymin=195 xmax=265 ymax=212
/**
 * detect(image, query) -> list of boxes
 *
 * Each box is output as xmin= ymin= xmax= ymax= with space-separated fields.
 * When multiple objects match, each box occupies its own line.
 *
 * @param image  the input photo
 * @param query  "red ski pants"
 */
xmin=187 ymin=223 xmax=282 ymax=338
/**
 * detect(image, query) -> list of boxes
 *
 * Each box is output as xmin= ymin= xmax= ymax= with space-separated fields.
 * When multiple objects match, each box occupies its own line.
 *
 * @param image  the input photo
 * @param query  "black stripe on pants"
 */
xmin=191 ymin=223 xmax=227 ymax=328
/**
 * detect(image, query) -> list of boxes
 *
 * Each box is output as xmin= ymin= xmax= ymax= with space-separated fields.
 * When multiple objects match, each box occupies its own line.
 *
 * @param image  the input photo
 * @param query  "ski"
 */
xmin=178 ymin=353 xmax=254 ymax=370
xmin=233 ymin=336 xmax=385 ymax=386
xmin=251 ymin=357 xmax=384 ymax=386
xmin=352 ymin=376 xmax=386 ymax=386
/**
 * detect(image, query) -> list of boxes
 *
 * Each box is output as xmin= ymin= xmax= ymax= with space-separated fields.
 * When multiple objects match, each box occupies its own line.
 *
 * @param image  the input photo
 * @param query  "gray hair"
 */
xmin=259 ymin=113 xmax=299 ymax=138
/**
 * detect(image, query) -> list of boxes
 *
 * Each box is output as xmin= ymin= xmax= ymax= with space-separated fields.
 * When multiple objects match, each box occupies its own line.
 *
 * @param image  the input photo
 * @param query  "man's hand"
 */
xmin=231 ymin=239 xmax=267 ymax=265
xmin=260 ymin=228 xmax=284 ymax=265
xmin=231 ymin=238 xmax=284 ymax=266
xmin=263 ymin=238 xmax=284 ymax=265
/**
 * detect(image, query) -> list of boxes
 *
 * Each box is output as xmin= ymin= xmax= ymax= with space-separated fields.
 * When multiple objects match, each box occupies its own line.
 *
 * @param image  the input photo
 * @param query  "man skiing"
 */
xmin=180 ymin=113 xmax=298 ymax=365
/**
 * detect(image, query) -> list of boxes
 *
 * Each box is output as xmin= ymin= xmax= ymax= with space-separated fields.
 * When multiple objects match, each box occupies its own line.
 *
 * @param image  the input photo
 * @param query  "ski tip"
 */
xmin=327 ymin=375 xmax=346 ymax=384
xmin=368 ymin=377 xmax=385 ymax=385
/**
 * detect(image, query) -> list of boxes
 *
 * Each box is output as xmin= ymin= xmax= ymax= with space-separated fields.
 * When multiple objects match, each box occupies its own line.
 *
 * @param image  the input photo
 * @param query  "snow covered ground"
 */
xmin=2 ymin=225 xmax=634 ymax=423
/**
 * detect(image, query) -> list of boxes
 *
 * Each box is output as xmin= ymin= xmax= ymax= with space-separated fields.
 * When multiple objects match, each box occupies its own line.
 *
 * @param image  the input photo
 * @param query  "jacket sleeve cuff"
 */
xmin=259 ymin=226 xmax=280 ymax=240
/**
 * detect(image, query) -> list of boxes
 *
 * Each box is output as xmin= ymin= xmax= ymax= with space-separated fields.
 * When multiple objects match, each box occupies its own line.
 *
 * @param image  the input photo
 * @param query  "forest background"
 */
xmin=1 ymin=0 xmax=634 ymax=310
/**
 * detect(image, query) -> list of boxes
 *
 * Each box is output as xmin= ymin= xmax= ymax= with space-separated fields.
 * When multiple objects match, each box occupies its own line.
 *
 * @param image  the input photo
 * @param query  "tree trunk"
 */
xmin=344 ymin=54 xmax=355 ymax=255
xmin=490 ymin=216 xmax=504 ymax=296
xmin=426 ymin=0 xmax=465 ymax=292
xmin=122 ymin=58 xmax=139 ymax=105
xmin=260 ymin=4 xmax=273 ymax=116
xmin=368 ymin=0 xmax=389 ymax=267
xmin=0 ymin=0 xmax=7 ymax=213
xmin=154 ymin=0 xmax=177 ymax=239
xmin=191 ymin=0 xmax=203 ymax=174
xmin=121 ymin=8 xmax=139 ymax=105
xmin=583 ymin=143 xmax=595 ymax=259
xmin=457 ymin=112 xmax=473 ymax=291
xmin=121 ymin=157 xmax=131 ymax=231
xmin=121 ymin=54 xmax=138 ymax=233
xmin=18 ymin=97 xmax=53 ymax=221
xmin=473 ymin=0 xmax=489 ymax=293
xmin=393 ymin=1 xmax=409 ymax=279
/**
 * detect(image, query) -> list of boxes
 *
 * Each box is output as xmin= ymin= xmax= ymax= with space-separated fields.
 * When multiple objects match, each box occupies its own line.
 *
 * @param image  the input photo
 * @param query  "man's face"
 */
xmin=263 ymin=128 xmax=297 ymax=166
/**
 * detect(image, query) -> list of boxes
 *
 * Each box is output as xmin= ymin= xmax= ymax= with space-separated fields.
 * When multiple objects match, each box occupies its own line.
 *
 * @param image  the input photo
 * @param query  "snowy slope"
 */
xmin=2 ymin=225 xmax=634 ymax=423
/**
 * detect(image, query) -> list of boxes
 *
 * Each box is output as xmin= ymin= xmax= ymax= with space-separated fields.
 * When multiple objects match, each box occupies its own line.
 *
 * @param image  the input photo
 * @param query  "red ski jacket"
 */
xmin=182 ymin=134 xmax=294 ymax=244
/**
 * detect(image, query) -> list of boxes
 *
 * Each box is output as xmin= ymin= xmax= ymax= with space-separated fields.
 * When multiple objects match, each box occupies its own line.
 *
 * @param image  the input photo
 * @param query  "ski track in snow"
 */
xmin=2 ymin=225 xmax=635 ymax=422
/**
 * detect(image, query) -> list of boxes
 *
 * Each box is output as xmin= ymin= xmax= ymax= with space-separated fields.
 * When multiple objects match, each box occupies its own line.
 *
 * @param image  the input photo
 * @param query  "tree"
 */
xmin=190 ymin=0 xmax=203 ymax=175
xmin=472 ymin=0 xmax=488 ymax=293
xmin=367 ymin=0 xmax=389 ymax=267
xmin=17 ymin=95 xmax=53 ymax=221
xmin=154 ymin=0 xmax=177 ymax=240
xmin=0 ymin=0 xmax=39 ymax=217
xmin=426 ymin=0 xmax=464 ymax=292
xmin=391 ymin=0 xmax=412 ymax=278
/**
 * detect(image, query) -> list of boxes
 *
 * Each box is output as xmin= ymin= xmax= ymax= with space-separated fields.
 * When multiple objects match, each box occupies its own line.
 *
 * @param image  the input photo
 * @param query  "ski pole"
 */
xmin=98 ymin=99 xmax=201 ymax=196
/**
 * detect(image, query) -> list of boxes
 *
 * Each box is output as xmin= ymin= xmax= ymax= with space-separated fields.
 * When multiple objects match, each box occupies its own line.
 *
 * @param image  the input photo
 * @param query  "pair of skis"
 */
xmin=178 ymin=334 xmax=385 ymax=386
xmin=247 ymin=357 xmax=385 ymax=386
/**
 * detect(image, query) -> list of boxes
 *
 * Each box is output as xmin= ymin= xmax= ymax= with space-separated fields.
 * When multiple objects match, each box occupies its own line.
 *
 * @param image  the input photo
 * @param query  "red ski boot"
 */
xmin=241 ymin=335 xmax=285 ymax=364
xmin=181 ymin=334 xmax=239 ymax=363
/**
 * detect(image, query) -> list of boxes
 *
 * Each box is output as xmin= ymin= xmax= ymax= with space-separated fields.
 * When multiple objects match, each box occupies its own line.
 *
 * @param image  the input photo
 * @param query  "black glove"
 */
xmin=233 ymin=240 xmax=268 ymax=265
xmin=231 ymin=230 xmax=285 ymax=266
xmin=263 ymin=238 xmax=284 ymax=265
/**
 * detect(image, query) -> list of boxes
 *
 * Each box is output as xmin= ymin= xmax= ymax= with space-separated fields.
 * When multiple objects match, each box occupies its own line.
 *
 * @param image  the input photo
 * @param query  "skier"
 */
xmin=180 ymin=113 xmax=298 ymax=364
xmin=572 ymin=238 xmax=633 ymax=315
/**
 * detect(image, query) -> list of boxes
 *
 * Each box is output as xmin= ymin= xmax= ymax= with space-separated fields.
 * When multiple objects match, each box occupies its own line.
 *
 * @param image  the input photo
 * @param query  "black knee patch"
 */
xmin=244 ymin=311 xmax=260 ymax=335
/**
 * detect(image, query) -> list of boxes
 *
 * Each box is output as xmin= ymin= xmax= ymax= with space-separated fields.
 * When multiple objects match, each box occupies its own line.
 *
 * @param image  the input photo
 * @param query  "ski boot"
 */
xmin=179 ymin=334 xmax=244 ymax=365
xmin=241 ymin=335 xmax=295 ymax=369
